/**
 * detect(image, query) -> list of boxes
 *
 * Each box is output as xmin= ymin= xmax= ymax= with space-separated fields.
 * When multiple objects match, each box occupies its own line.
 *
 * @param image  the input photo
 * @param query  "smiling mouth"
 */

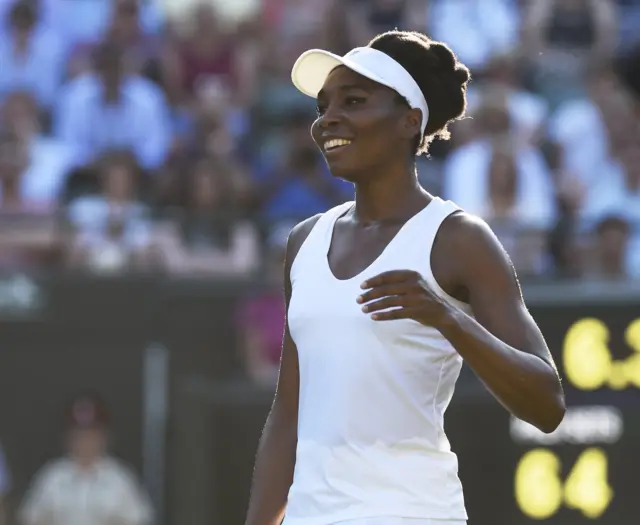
xmin=324 ymin=138 xmax=352 ymax=153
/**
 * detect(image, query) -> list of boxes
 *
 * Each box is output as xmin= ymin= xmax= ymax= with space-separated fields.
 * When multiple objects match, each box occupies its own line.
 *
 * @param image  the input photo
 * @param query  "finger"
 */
xmin=362 ymin=295 xmax=417 ymax=313
xmin=370 ymin=306 xmax=421 ymax=321
xmin=361 ymin=270 xmax=420 ymax=289
xmin=357 ymin=283 xmax=415 ymax=304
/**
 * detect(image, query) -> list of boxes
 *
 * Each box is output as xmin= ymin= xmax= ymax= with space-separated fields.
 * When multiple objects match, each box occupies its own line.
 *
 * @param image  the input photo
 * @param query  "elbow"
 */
xmin=536 ymin=392 xmax=567 ymax=434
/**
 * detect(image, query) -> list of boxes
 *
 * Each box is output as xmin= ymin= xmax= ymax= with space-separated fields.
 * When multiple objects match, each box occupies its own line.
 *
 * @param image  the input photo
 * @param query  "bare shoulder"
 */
xmin=434 ymin=211 xmax=520 ymax=291
xmin=285 ymin=213 xmax=323 ymax=270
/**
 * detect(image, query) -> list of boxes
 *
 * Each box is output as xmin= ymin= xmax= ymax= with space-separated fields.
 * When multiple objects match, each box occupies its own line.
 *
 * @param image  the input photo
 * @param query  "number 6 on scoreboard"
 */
xmin=515 ymin=448 xmax=613 ymax=519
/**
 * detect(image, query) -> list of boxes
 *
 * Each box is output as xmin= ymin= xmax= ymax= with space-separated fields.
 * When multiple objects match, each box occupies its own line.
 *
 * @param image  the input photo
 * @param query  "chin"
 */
xmin=323 ymin=159 xmax=366 ymax=184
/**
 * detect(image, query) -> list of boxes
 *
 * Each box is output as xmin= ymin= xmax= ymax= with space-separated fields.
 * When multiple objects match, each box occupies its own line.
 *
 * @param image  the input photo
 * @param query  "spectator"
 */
xmin=154 ymin=156 xmax=259 ymax=276
xmin=584 ymin=213 xmax=632 ymax=278
xmin=443 ymin=94 xmax=557 ymax=230
xmin=0 ymin=0 xmax=64 ymax=109
xmin=429 ymin=0 xmax=520 ymax=70
xmin=523 ymin=0 xmax=618 ymax=106
xmin=2 ymin=91 xmax=74 ymax=206
xmin=55 ymin=40 xmax=171 ymax=170
xmin=65 ymin=151 xmax=156 ymax=273
xmin=0 ymin=129 xmax=60 ymax=271
xmin=19 ymin=393 xmax=152 ymax=525
xmin=547 ymin=64 xmax=629 ymax=185
xmin=466 ymin=53 xmax=549 ymax=146
xmin=67 ymin=0 xmax=162 ymax=81
xmin=162 ymin=4 xmax=238 ymax=105
xmin=46 ymin=0 xmax=163 ymax=54
xmin=236 ymin=224 xmax=288 ymax=387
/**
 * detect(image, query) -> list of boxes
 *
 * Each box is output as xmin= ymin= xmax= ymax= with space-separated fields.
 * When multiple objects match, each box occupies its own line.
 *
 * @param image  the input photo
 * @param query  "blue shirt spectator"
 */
xmin=55 ymin=41 xmax=171 ymax=170
xmin=0 ymin=1 xmax=65 ymax=109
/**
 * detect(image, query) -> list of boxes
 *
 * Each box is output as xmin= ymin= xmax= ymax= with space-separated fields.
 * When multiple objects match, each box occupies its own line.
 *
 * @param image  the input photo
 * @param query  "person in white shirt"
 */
xmin=244 ymin=30 xmax=565 ymax=525
xmin=19 ymin=393 xmax=153 ymax=525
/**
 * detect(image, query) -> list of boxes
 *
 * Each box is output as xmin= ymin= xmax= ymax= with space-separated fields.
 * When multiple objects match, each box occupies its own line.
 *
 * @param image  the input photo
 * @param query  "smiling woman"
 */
xmin=244 ymin=30 xmax=566 ymax=525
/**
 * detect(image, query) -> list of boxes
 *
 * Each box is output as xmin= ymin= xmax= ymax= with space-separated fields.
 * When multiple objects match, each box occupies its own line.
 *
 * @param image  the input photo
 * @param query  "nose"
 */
xmin=317 ymin=102 xmax=343 ymax=129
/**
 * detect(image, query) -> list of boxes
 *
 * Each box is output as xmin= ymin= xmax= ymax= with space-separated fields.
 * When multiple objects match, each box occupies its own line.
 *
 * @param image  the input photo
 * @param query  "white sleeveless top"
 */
xmin=283 ymin=197 xmax=471 ymax=525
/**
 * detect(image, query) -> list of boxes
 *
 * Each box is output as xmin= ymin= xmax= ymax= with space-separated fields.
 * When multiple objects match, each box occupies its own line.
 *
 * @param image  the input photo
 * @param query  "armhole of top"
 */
xmin=289 ymin=202 xmax=353 ymax=281
xmin=422 ymin=202 xmax=472 ymax=313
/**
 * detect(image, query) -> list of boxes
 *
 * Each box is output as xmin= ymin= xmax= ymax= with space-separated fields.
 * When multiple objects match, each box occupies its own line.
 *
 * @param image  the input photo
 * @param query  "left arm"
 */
xmin=359 ymin=214 xmax=565 ymax=433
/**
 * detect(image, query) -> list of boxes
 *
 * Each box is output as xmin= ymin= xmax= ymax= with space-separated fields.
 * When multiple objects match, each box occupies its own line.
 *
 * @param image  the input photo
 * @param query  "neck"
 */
xmin=12 ymin=32 xmax=30 ymax=54
xmin=2 ymin=183 xmax=21 ymax=205
xmin=352 ymin=160 xmax=429 ymax=223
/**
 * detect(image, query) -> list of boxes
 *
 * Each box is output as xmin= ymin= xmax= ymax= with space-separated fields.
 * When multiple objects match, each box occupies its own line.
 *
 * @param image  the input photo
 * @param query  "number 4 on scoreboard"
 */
xmin=514 ymin=448 xmax=613 ymax=519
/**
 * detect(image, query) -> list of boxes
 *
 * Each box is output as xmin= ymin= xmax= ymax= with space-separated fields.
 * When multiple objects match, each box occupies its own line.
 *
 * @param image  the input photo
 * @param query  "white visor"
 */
xmin=291 ymin=47 xmax=430 ymax=135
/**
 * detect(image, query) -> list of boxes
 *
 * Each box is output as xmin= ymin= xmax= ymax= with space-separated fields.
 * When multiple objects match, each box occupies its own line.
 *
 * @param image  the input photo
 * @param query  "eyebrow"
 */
xmin=317 ymin=83 xmax=373 ymax=100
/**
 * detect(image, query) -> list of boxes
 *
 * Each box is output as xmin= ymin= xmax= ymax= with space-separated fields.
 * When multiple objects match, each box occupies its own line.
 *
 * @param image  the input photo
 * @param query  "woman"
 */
xmin=19 ymin=393 xmax=152 ymax=525
xmin=153 ymin=157 xmax=259 ymax=277
xmin=245 ymin=30 xmax=566 ymax=525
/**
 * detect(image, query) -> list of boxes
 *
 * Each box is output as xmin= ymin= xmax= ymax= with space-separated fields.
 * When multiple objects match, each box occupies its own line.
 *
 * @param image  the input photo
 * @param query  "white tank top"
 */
xmin=283 ymin=197 xmax=471 ymax=525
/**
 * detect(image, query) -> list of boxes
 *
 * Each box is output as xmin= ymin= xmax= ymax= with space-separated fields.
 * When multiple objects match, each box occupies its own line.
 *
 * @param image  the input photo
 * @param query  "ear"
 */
xmin=401 ymin=107 xmax=422 ymax=141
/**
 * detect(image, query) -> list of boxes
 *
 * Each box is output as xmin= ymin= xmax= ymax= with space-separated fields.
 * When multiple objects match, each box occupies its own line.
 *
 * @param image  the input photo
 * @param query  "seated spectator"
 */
xmin=443 ymin=96 xmax=557 ymax=230
xmin=236 ymin=224 xmax=288 ymax=387
xmin=583 ymin=213 xmax=632 ymax=279
xmin=0 ymin=129 xmax=60 ymax=271
xmin=2 ymin=91 xmax=74 ymax=205
xmin=523 ymin=0 xmax=618 ymax=107
xmin=153 ymin=156 xmax=259 ymax=276
xmin=466 ymin=53 xmax=549 ymax=146
xmin=429 ymin=0 xmax=520 ymax=71
xmin=0 ymin=0 xmax=64 ymax=110
xmin=19 ymin=393 xmax=152 ymax=525
xmin=548 ymin=65 xmax=635 ymax=185
xmin=55 ymin=40 xmax=171 ymax=170
xmin=65 ymin=151 xmax=156 ymax=274
xmin=161 ymin=4 xmax=239 ymax=106
xmin=67 ymin=0 xmax=161 ymax=81
xmin=43 ymin=0 xmax=163 ymax=54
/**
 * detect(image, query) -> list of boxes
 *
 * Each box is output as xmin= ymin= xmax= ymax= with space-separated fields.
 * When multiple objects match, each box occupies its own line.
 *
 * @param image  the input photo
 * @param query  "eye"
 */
xmin=346 ymin=96 xmax=366 ymax=106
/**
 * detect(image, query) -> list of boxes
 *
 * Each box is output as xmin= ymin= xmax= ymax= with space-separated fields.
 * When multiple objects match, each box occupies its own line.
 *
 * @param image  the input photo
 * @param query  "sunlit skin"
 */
xmin=311 ymin=66 xmax=430 ymax=224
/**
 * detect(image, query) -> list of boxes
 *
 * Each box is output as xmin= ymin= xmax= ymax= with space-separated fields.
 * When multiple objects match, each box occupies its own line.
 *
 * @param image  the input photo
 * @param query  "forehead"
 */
xmin=318 ymin=66 xmax=394 ymax=99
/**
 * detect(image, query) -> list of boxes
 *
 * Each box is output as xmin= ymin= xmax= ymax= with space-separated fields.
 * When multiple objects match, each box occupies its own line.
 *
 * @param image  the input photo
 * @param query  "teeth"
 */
xmin=324 ymin=139 xmax=352 ymax=151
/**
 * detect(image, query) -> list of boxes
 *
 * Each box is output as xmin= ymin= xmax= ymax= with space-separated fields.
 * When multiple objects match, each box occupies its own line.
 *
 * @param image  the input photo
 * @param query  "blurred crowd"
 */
xmin=0 ymin=0 xmax=638 ymax=283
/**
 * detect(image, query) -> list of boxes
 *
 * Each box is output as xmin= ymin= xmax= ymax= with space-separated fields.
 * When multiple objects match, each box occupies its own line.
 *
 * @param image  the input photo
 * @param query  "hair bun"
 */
xmin=429 ymin=43 xmax=457 ymax=72
xmin=452 ymin=66 xmax=471 ymax=86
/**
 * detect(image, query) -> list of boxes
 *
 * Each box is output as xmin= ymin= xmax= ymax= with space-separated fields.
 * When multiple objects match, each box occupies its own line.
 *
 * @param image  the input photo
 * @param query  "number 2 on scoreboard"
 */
xmin=514 ymin=448 xmax=612 ymax=519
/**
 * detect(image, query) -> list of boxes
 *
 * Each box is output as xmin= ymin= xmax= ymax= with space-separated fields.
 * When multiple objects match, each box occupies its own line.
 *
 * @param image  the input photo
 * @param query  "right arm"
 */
xmin=244 ymin=215 xmax=321 ymax=525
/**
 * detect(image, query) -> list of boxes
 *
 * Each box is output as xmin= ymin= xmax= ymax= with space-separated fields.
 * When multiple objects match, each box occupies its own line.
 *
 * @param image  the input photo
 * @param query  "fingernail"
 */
xmin=356 ymin=295 xmax=363 ymax=303
xmin=361 ymin=305 xmax=368 ymax=313
xmin=371 ymin=314 xmax=379 ymax=320
xmin=360 ymin=281 xmax=368 ymax=289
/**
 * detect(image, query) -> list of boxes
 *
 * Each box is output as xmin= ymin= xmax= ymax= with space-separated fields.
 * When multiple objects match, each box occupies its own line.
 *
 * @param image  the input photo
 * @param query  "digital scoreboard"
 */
xmin=506 ymin=306 xmax=640 ymax=525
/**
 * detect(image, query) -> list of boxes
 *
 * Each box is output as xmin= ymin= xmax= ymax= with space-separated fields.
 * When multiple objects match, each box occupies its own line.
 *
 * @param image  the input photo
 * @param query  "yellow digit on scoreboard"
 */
xmin=515 ymin=448 xmax=613 ymax=519
xmin=562 ymin=317 xmax=640 ymax=390
xmin=562 ymin=319 xmax=612 ymax=390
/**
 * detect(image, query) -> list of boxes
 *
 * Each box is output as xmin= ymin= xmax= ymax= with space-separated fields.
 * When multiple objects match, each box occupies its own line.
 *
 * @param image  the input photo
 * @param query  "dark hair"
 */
xmin=368 ymin=30 xmax=471 ymax=155
xmin=9 ymin=1 xmax=36 ymax=29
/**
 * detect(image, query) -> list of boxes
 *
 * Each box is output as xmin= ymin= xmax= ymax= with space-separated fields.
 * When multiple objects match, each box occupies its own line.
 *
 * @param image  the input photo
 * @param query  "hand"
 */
xmin=357 ymin=270 xmax=451 ymax=326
